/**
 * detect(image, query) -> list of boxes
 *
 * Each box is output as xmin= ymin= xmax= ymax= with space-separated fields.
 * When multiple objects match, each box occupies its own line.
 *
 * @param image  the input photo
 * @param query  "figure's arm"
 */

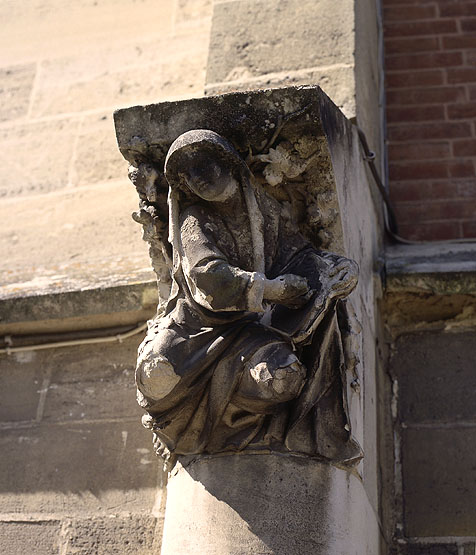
xmin=180 ymin=209 xmax=266 ymax=312
xmin=180 ymin=208 xmax=311 ymax=312
xmin=263 ymin=274 xmax=312 ymax=308
xmin=188 ymin=257 xmax=267 ymax=312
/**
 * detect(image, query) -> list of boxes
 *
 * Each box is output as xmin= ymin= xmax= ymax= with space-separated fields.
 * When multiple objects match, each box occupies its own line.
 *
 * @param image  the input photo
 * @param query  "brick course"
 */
xmin=384 ymin=0 xmax=476 ymax=240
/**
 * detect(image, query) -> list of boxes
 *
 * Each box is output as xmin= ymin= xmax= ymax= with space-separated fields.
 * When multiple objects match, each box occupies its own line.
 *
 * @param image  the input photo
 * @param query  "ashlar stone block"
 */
xmin=0 ymin=421 xmax=160 ymax=515
xmin=207 ymin=0 xmax=354 ymax=85
xmin=0 ymin=521 xmax=61 ymax=555
xmin=74 ymin=112 xmax=128 ymax=186
xmin=403 ymin=427 xmax=476 ymax=537
xmin=0 ymin=118 xmax=80 ymax=197
xmin=0 ymin=349 xmax=47 ymax=423
xmin=0 ymin=0 xmax=174 ymax=66
xmin=0 ymin=63 xmax=36 ymax=123
xmin=42 ymin=337 xmax=142 ymax=423
xmin=392 ymin=331 xmax=476 ymax=423
xmin=61 ymin=515 xmax=159 ymax=555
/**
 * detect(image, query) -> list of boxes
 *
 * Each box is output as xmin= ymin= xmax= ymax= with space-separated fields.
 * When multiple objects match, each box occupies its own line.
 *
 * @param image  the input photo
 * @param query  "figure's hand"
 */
xmin=328 ymin=259 xmax=358 ymax=298
xmin=264 ymin=273 xmax=312 ymax=308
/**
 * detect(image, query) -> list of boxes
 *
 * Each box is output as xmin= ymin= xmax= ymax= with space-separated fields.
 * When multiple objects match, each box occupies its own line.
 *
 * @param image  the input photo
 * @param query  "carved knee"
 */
xmin=236 ymin=342 xmax=307 ymax=407
xmin=136 ymin=354 xmax=180 ymax=401
xmin=249 ymin=359 xmax=306 ymax=402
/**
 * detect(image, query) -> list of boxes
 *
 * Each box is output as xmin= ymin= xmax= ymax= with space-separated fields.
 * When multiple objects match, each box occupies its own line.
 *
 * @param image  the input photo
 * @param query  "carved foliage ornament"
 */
xmin=128 ymin=128 xmax=362 ymax=468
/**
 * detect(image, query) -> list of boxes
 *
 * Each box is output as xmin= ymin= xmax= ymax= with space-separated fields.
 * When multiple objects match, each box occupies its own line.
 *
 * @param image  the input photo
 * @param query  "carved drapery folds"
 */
xmin=114 ymin=86 xmax=363 ymax=469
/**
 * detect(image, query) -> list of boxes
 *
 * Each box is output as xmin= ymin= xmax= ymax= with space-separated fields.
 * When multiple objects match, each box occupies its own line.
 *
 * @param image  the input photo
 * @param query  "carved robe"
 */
xmin=136 ymin=177 xmax=362 ymax=465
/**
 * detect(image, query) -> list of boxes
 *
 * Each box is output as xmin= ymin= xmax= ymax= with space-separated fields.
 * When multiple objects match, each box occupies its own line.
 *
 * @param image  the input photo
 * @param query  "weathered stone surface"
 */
xmin=392 ymin=332 xmax=476 ymax=423
xmin=41 ymin=337 xmax=142 ymax=422
xmin=0 ymin=350 xmax=48 ymax=422
xmin=161 ymin=455 xmax=381 ymax=555
xmin=32 ymin=61 xmax=165 ymax=118
xmin=205 ymin=65 xmax=356 ymax=118
xmin=402 ymin=428 xmax=476 ymax=537
xmin=116 ymin=90 xmax=370 ymax=467
xmin=160 ymin=45 xmax=208 ymax=99
xmin=0 ymin=0 xmax=174 ymax=66
xmin=61 ymin=515 xmax=158 ymax=554
xmin=73 ymin=112 xmax=127 ymax=186
xmin=0 ymin=421 xmax=160 ymax=514
xmin=206 ymin=0 xmax=353 ymax=85
xmin=0 ymin=63 xmax=36 ymax=123
xmin=386 ymin=243 xmax=476 ymax=279
xmin=401 ymin=544 xmax=458 ymax=555
xmin=355 ymin=0 xmax=382 ymax=167
xmin=0 ymin=118 xmax=80 ymax=197
xmin=384 ymin=291 xmax=476 ymax=333
xmin=0 ymin=521 xmax=61 ymax=555
xmin=0 ymin=181 xmax=157 ymax=332
xmin=0 ymin=281 xmax=155 ymax=323
xmin=384 ymin=245 xmax=476 ymax=331
xmin=116 ymin=87 xmax=321 ymax=156
xmin=176 ymin=0 xmax=212 ymax=25
xmin=0 ymin=338 xmax=146 ymax=424
xmin=115 ymin=89 xmax=350 ymax=262
xmin=0 ymin=282 xmax=157 ymax=335
xmin=28 ymin=25 xmax=209 ymax=118
xmin=115 ymin=87 xmax=348 ymax=252
xmin=387 ymin=274 xmax=476 ymax=297
xmin=0 ymin=178 xmax=145 ymax=269
xmin=303 ymin=85 xmax=383 ymax=519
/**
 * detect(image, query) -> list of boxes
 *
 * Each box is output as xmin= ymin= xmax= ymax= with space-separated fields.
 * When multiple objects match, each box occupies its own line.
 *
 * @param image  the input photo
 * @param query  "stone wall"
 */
xmin=382 ymin=243 xmax=476 ymax=554
xmin=0 ymin=337 xmax=165 ymax=554
xmin=205 ymin=0 xmax=356 ymax=114
xmin=3 ymin=0 xmax=385 ymax=552
xmin=206 ymin=0 xmax=384 ymax=167
xmin=0 ymin=1 xmax=212 ymax=553
xmin=387 ymin=330 xmax=476 ymax=555
xmin=0 ymin=0 xmax=212 ymax=296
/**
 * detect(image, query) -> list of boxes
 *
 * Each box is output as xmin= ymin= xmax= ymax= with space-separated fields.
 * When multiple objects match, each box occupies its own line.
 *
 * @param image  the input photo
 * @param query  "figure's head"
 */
xmin=164 ymin=130 xmax=247 ymax=202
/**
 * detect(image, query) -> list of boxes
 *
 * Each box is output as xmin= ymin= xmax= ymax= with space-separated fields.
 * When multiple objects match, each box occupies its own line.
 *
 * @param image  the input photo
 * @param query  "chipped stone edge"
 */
xmin=384 ymin=243 xmax=476 ymax=334
xmin=385 ymin=243 xmax=476 ymax=295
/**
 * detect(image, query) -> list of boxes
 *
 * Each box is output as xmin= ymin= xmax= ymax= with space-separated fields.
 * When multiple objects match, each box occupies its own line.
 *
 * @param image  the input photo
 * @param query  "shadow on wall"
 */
xmin=161 ymin=454 xmax=379 ymax=555
xmin=0 ymin=338 xmax=161 ymax=514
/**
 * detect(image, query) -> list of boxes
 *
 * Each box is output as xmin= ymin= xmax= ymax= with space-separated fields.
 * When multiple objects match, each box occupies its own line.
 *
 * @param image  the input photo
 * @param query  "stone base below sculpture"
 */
xmin=160 ymin=453 xmax=380 ymax=555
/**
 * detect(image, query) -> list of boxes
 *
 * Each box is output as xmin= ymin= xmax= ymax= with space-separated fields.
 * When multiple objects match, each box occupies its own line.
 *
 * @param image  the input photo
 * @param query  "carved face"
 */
xmin=179 ymin=151 xmax=239 ymax=202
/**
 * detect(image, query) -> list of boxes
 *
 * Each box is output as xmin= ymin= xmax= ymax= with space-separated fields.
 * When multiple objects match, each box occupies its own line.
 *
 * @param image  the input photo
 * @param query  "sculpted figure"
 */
xmin=132 ymin=129 xmax=362 ymax=466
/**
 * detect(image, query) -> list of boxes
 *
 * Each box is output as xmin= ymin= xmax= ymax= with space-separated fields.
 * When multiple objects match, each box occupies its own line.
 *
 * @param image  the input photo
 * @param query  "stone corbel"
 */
xmin=114 ymin=86 xmax=380 ymax=555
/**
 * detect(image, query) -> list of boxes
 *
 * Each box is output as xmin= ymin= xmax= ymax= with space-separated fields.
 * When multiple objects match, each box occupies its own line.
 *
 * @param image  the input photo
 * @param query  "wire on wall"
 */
xmin=0 ymin=322 xmax=148 ymax=356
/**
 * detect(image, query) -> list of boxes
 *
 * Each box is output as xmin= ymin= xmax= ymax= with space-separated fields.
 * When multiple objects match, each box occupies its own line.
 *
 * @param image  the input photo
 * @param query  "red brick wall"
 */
xmin=383 ymin=0 xmax=476 ymax=240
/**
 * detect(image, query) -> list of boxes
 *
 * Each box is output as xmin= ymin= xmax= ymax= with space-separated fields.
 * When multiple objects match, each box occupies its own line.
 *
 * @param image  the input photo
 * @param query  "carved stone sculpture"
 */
xmin=114 ymin=86 xmax=371 ymax=555
xmin=126 ymin=123 xmax=362 ymax=468
xmin=114 ymin=87 xmax=365 ymax=472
